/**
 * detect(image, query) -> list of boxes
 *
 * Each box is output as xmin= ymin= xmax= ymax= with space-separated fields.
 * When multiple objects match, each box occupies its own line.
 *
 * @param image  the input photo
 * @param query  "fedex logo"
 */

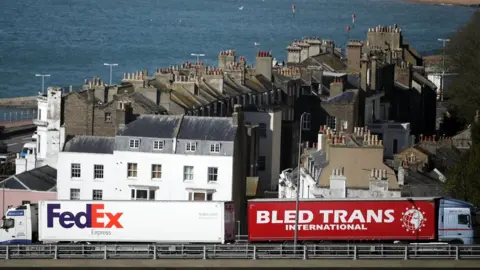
xmin=47 ymin=203 xmax=123 ymax=229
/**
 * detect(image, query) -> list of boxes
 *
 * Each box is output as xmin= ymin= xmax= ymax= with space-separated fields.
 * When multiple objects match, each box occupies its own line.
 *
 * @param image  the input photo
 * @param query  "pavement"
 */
xmin=4 ymin=133 xmax=34 ymax=153
xmin=0 ymin=259 xmax=479 ymax=268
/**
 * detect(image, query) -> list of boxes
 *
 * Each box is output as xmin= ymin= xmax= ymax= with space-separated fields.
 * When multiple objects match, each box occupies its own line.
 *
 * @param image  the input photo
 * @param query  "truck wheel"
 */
xmin=449 ymin=240 xmax=463 ymax=245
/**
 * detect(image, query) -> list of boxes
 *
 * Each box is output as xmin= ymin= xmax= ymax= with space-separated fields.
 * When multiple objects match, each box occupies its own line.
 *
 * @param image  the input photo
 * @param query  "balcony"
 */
xmin=33 ymin=119 xmax=48 ymax=127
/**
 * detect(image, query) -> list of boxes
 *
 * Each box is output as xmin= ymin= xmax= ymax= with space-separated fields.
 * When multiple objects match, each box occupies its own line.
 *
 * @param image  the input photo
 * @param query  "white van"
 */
xmin=20 ymin=142 xmax=37 ymax=158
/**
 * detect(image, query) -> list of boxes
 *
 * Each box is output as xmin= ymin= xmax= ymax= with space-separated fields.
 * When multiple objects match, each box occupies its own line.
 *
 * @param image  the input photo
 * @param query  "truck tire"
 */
xmin=449 ymin=240 xmax=463 ymax=245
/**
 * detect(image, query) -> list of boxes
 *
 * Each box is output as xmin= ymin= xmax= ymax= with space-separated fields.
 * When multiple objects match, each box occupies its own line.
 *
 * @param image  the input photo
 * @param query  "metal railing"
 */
xmin=1 ymin=244 xmax=480 ymax=260
xmin=0 ymin=110 xmax=37 ymax=123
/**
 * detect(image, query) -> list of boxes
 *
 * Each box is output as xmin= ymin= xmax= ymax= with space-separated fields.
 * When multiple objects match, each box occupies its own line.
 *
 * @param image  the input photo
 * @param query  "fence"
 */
xmin=1 ymin=244 xmax=480 ymax=260
xmin=0 ymin=110 xmax=37 ymax=123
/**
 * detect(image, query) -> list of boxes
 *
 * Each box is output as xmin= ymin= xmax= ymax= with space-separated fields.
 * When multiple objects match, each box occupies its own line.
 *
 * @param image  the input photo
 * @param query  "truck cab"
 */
xmin=20 ymin=142 xmax=37 ymax=158
xmin=0 ymin=204 xmax=38 ymax=244
xmin=438 ymin=198 xmax=476 ymax=244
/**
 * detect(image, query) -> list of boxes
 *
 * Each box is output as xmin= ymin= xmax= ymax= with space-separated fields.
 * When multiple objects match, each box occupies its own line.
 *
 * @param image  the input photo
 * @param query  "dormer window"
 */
xmin=186 ymin=142 xmax=197 ymax=152
xmin=129 ymin=139 xmax=139 ymax=149
xmin=210 ymin=143 xmax=221 ymax=153
xmin=153 ymin=140 xmax=164 ymax=150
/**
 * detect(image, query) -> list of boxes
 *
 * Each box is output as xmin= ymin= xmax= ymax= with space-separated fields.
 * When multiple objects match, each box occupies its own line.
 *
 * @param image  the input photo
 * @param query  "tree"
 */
xmin=444 ymin=11 xmax=480 ymax=205
xmin=444 ymin=10 xmax=480 ymax=122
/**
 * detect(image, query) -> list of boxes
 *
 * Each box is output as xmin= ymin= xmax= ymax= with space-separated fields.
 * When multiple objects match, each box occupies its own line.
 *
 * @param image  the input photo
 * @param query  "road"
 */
xmin=4 ymin=133 xmax=34 ymax=153
xmin=0 ymin=259 xmax=479 ymax=268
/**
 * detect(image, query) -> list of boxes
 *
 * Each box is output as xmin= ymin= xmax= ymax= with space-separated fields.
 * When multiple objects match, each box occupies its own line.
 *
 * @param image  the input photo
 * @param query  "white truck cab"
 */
xmin=0 ymin=204 xmax=38 ymax=244
xmin=20 ymin=142 xmax=37 ymax=158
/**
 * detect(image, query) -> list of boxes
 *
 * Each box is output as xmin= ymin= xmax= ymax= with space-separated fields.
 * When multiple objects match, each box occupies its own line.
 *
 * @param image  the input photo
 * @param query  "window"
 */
xmin=127 ymin=163 xmax=138 ymax=178
xmin=184 ymin=166 xmax=194 ymax=181
xmin=259 ymin=123 xmax=267 ymax=137
xmin=94 ymin=164 xmax=104 ymax=179
xmin=210 ymin=143 xmax=221 ymax=153
xmin=118 ymin=101 xmax=124 ymax=110
xmin=71 ymin=163 xmax=81 ymax=178
xmin=131 ymin=189 xmax=155 ymax=200
xmin=188 ymin=191 xmax=214 ymax=201
xmin=302 ymin=113 xmax=311 ymax=131
xmin=326 ymin=116 xmax=337 ymax=131
xmin=208 ymin=167 xmax=218 ymax=182
xmin=38 ymin=109 xmax=42 ymax=120
xmin=186 ymin=142 xmax=196 ymax=152
xmin=151 ymin=164 xmax=162 ymax=179
xmin=153 ymin=140 xmax=164 ymax=150
xmin=70 ymin=188 xmax=80 ymax=200
xmin=92 ymin=190 xmax=103 ymax=200
xmin=258 ymin=156 xmax=266 ymax=171
xmin=393 ymin=139 xmax=398 ymax=154
xmin=22 ymin=200 xmax=30 ymax=205
xmin=458 ymin=214 xmax=471 ymax=225
xmin=104 ymin=112 xmax=112 ymax=122
xmin=129 ymin=139 xmax=139 ymax=149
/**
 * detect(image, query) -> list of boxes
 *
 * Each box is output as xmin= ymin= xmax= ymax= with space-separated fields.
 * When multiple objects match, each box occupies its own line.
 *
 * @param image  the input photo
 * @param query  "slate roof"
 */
xmin=124 ymin=92 xmax=169 ymax=114
xmin=63 ymin=136 xmax=115 ymax=154
xmin=413 ymin=72 xmax=437 ymax=90
xmin=327 ymin=90 xmax=357 ymax=103
xmin=0 ymin=165 xmax=56 ymax=191
xmin=117 ymin=114 xmax=238 ymax=141
xmin=177 ymin=116 xmax=237 ymax=141
xmin=118 ymin=115 xmax=183 ymax=138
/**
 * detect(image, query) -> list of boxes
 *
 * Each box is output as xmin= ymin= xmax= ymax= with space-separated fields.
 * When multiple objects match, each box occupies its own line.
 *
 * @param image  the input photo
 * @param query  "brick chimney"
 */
xmin=394 ymin=60 xmax=412 ymax=88
xmin=347 ymin=40 xmax=363 ymax=71
xmin=255 ymin=51 xmax=273 ymax=81
xmin=329 ymin=167 xmax=346 ymax=198
xmin=232 ymin=104 xmax=243 ymax=127
xmin=329 ymin=77 xmax=344 ymax=98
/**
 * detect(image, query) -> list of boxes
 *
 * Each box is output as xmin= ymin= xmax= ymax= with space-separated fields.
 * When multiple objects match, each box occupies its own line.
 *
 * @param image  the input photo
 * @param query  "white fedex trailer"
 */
xmin=0 ymin=201 xmax=236 ymax=244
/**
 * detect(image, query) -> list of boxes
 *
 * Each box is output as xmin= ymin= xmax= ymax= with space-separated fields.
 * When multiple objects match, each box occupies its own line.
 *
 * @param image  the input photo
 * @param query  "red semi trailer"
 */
xmin=247 ymin=197 xmax=476 ymax=244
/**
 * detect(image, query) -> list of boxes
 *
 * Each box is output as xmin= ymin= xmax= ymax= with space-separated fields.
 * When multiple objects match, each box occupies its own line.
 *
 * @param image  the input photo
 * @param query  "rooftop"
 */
xmin=0 ymin=165 xmax=56 ymax=191
xmin=63 ymin=136 xmax=115 ymax=154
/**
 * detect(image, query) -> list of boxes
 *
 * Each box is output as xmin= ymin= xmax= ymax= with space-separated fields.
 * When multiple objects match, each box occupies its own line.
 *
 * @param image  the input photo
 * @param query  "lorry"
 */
xmin=0 ymin=200 xmax=236 ymax=245
xmin=248 ymin=197 xmax=477 ymax=244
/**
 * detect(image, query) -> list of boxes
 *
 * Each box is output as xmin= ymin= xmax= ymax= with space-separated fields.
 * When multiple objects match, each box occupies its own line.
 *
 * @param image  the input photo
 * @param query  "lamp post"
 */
xmin=103 ymin=63 xmax=118 ymax=86
xmin=190 ymin=53 xmax=205 ymax=63
xmin=35 ymin=74 xmax=50 ymax=94
xmin=437 ymin=38 xmax=450 ymax=101
xmin=293 ymin=112 xmax=307 ymax=251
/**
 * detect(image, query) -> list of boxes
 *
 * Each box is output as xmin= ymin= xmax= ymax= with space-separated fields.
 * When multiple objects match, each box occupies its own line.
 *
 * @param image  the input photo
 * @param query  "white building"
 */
xmin=367 ymin=121 xmax=412 ymax=159
xmin=278 ymin=126 xmax=402 ymax=199
xmin=16 ymin=87 xmax=65 ymax=174
xmin=56 ymin=107 xmax=248 ymax=223
xmin=244 ymin=108 xmax=282 ymax=192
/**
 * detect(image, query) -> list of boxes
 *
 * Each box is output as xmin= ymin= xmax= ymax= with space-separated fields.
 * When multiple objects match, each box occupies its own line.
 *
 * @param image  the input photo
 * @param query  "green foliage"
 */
xmin=445 ymin=145 xmax=480 ymax=206
xmin=444 ymin=11 xmax=480 ymax=206
xmin=445 ymin=11 xmax=480 ymax=121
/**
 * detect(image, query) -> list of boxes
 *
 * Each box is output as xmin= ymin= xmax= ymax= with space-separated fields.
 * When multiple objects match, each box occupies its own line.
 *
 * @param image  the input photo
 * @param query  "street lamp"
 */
xmin=293 ymin=112 xmax=307 ymax=251
xmin=437 ymin=38 xmax=450 ymax=101
xmin=103 ymin=63 xmax=118 ymax=86
xmin=35 ymin=74 xmax=50 ymax=94
xmin=190 ymin=53 xmax=205 ymax=63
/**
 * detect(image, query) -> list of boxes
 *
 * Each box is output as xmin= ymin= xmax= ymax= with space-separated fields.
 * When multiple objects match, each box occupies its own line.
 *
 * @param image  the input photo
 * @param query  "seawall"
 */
xmin=404 ymin=0 xmax=480 ymax=6
xmin=0 ymin=96 xmax=37 ymax=109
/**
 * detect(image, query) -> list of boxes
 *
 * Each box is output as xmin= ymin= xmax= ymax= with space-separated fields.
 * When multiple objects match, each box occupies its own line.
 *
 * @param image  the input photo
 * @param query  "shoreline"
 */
xmin=403 ymin=0 xmax=480 ymax=7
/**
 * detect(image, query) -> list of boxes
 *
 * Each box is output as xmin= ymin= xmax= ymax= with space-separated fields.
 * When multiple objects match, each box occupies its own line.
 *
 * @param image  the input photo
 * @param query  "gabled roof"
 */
xmin=63 ymin=136 xmax=115 ymax=154
xmin=0 ymin=165 xmax=56 ymax=191
xmin=118 ymin=115 xmax=183 ymax=138
xmin=117 ymin=114 xmax=238 ymax=141
xmin=122 ymin=92 xmax=169 ymax=114
xmin=326 ymin=90 xmax=357 ymax=103
xmin=177 ymin=116 xmax=238 ymax=141
xmin=413 ymin=72 xmax=437 ymax=90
